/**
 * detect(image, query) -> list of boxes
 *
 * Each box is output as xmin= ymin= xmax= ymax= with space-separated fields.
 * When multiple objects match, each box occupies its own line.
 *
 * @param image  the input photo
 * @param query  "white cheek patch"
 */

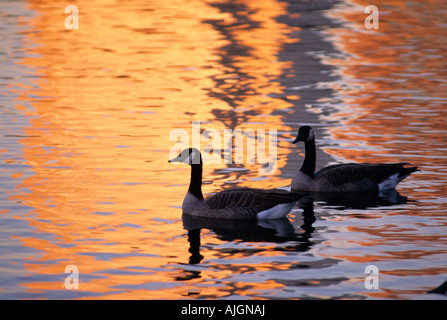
xmin=185 ymin=151 xmax=196 ymax=164
xmin=307 ymin=129 xmax=314 ymax=141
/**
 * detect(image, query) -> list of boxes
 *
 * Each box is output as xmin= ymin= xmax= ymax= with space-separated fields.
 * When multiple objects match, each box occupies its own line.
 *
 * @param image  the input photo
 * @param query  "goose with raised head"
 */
xmin=169 ymin=148 xmax=301 ymax=220
xmin=291 ymin=126 xmax=418 ymax=193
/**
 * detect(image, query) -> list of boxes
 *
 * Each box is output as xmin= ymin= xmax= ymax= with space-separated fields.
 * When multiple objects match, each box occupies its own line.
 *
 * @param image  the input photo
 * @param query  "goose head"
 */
xmin=292 ymin=126 xmax=314 ymax=144
xmin=169 ymin=148 xmax=202 ymax=165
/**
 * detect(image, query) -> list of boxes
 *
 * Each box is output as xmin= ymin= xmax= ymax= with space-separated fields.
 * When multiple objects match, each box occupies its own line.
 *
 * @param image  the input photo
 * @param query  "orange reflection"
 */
xmin=11 ymin=0 xmax=298 ymax=298
xmin=312 ymin=0 xmax=447 ymax=299
xmin=321 ymin=0 xmax=447 ymax=196
xmin=203 ymin=0 xmax=299 ymax=188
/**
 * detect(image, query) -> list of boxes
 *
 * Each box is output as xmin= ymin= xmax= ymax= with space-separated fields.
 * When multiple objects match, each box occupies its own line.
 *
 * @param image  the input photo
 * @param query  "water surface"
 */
xmin=0 ymin=0 xmax=446 ymax=299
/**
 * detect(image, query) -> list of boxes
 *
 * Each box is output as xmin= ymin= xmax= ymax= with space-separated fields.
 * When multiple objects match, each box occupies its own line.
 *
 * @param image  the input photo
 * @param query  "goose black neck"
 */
xmin=188 ymin=163 xmax=204 ymax=199
xmin=301 ymin=139 xmax=316 ymax=177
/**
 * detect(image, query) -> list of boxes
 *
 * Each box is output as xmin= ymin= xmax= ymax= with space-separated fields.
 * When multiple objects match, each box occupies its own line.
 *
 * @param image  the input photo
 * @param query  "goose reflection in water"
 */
xmin=182 ymin=200 xmax=316 ymax=265
xmin=181 ymin=188 xmax=413 ymax=266
xmin=306 ymin=188 xmax=412 ymax=210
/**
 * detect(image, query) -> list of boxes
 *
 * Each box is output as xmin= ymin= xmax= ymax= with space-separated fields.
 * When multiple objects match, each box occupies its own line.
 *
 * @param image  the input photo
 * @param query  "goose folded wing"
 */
xmin=206 ymin=188 xmax=301 ymax=211
xmin=315 ymin=163 xmax=417 ymax=187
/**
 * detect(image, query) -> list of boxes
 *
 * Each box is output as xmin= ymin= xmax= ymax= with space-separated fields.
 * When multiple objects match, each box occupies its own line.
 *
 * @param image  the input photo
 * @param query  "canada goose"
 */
xmin=291 ymin=126 xmax=418 ymax=192
xmin=169 ymin=148 xmax=301 ymax=219
xmin=427 ymin=280 xmax=447 ymax=295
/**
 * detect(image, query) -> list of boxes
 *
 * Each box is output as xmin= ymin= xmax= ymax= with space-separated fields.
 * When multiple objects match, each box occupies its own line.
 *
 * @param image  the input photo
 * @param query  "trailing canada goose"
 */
xmin=169 ymin=148 xmax=301 ymax=220
xmin=291 ymin=126 xmax=419 ymax=193
xmin=427 ymin=280 xmax=447 ymax=295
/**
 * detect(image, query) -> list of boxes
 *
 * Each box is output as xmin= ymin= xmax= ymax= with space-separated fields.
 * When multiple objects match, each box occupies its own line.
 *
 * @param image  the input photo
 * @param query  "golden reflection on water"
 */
xmin=317 ymin=0 xmax=447 ymax=298
xmin=11 ymin=0 xmax=298 ymax=298
xmin=323 ymin=0 xmax=447 ymax=177
xmin=5 ymin=0 xmax=446 ymax=300
xmin=319 ymin=0 xmax=447 ymax=205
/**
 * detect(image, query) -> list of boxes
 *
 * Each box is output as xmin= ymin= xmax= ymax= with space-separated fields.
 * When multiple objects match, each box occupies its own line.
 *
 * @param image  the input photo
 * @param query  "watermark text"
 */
xmin=169 ymin=122 xmax=277 ymax=175
xmin=364 ymin=264 xmax=379 ymax=289
xmin=65 ymin=5 xmax=79 ymax=30
xmin=64 ymin=265 xmax=79 ymax=290
xmin=364 ymin=5 xmax=379 ymax=30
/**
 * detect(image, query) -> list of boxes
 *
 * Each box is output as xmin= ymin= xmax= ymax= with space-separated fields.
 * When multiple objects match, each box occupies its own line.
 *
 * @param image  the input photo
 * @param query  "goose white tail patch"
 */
xmin=378 ymin=173 xmax=402 ymax=191
xmin=257 ymin=202 xmax=295 ymax=220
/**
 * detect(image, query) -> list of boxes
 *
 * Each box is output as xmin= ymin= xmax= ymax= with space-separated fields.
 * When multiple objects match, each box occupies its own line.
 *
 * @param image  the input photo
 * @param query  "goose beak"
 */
xmin=292 ymin=134 xmax=303 ymax=144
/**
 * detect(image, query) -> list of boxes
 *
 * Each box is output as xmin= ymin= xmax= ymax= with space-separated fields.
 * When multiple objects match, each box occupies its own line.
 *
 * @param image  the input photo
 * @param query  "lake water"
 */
xmin=1 ymin=0 xmax=446 ymax=300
